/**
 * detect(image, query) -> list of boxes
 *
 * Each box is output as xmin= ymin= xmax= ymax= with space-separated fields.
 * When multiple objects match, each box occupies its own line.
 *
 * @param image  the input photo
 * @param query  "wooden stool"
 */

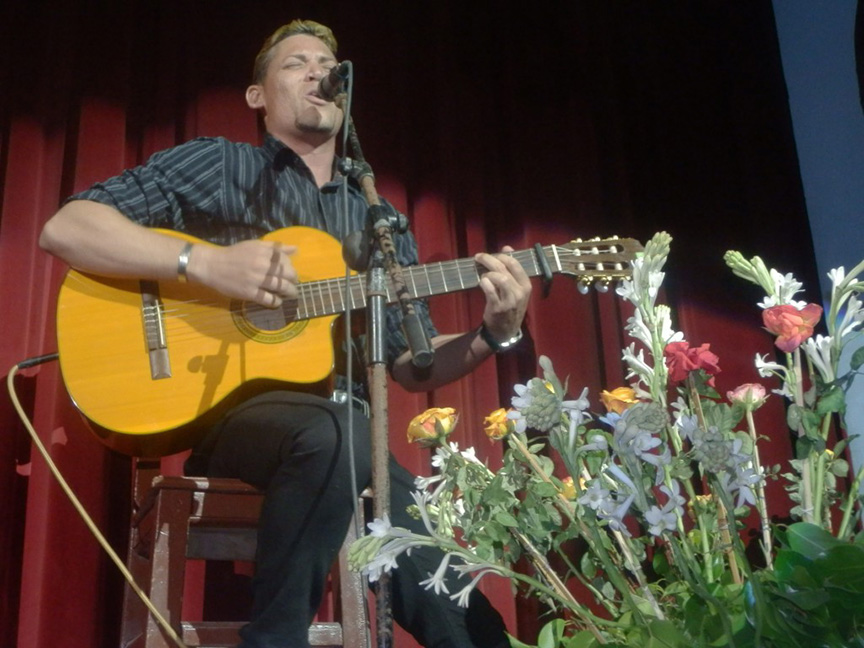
xmin=120 ymin=463 xmax=369 ymax=648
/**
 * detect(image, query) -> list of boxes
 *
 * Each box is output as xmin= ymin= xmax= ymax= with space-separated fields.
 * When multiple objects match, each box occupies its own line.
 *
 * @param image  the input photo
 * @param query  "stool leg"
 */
xmin=337 ymin=507 xmax=370 ymax=648
xmin=145 ymin=488 xmax=193 ymax=648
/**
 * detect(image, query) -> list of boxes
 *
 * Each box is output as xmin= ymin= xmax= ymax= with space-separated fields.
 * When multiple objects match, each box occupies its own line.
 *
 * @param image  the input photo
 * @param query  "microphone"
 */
xmin=318 ymin=61 xmax=351 ymax=101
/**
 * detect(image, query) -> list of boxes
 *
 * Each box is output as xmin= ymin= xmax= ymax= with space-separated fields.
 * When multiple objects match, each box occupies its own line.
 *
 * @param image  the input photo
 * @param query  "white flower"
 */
xmin=460 ymin=446 xmax=482 ymax=465
xmin=449 ymin=568 xmax=497 ymax=608
xmin=755 ymin=353 xmax=788 ymax=380
xmin=415 ymin=474 xmax=444 ymax=490
xmin=803 ymin=334 xmax=835 ymax=383
xmin=625 ymin=311 xmax=652 ymax=347
xmin=768 ymin=269 xmax=806 ymax=308
xmin=616 ymin=277 xmax=637 ymax=303
xmin=578 ymin=479 xmax=612 ymax=512
xmin=656 ymin=305 xmax=684 ymax=346
xmin=367 ymin=515 xmax=393 ymax=538
xmin=622 ymin=343 xmax=655 ymax=385
xmin=419 ymin=553 xmax=451 ymax=595
xmin=829 ymin=266 xmax=846 ymax=291
xmin=836 ymin=294 xmax=864 ymax=340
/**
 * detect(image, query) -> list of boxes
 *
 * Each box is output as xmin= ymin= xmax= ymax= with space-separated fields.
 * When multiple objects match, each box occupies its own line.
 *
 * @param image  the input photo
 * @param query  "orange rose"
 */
xmin=483 ymin=408 xmax=514 ymax=441
xmin=407 ymin=407 xmax=458 ymax=446
xmin=600 ymin=387 xmax=639 ymax=414
xmin=762 ymin=304 xmax=822 ymax=353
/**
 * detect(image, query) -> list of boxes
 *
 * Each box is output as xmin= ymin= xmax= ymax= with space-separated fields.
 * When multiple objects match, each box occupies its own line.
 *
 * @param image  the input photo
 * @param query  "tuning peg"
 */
xmin=595 ymin=280 xmax=610 ymax=293
xmin=577 ymin=281 xmax=591 ymax=295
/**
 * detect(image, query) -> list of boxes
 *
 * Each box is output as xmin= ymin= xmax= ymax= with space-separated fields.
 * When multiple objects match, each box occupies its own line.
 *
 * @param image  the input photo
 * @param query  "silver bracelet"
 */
xmin=478 ymin=323 xmax=523 ymax=353
xmin=177 ymin=242 xmax=194 ymax=283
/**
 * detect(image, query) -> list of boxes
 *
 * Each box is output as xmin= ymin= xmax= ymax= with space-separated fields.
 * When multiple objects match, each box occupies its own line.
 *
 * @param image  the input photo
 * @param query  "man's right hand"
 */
xmin=188 ymin=240 xmax=298 ymax=308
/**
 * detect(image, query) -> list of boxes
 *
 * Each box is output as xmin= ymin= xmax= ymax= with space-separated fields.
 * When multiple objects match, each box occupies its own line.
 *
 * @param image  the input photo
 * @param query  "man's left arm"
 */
xmin=391 ymin=248 xmax=532 ymax=392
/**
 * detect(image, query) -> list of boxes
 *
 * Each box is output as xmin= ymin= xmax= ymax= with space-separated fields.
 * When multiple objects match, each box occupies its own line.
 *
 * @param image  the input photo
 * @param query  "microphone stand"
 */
xmin=336 ymin=100 xmax=434 ymax=648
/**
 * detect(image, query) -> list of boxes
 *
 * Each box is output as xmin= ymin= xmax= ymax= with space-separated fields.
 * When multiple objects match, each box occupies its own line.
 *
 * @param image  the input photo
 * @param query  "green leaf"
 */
xmin=786 ymin=522 xmax=845 ymax=560
xmin=495 ymin=511 xmax=520 ymax=528
xmin=850 ymin=345 xmax=864 ymax=371
xmin=816 ymin=385 xmax=846 ymax=417
xmin=580 ymin=551 xmax=597 ymax=579
xmin=537 ymin=619 xmax=566 ymax=648
xmin=565 ymin=630 xmax=601 ymax=648
xmin=795 ymin=435 xmax=825 ymax=459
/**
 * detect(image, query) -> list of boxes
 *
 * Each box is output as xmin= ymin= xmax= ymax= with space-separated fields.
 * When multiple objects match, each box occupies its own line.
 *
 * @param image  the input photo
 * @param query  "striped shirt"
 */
xmin=71 ymin=133 xmax=437 ymax=392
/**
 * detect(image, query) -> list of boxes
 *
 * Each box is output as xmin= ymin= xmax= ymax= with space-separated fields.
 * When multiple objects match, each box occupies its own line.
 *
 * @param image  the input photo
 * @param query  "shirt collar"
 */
xmin=262 ymin=133 xmax=359 ymax=194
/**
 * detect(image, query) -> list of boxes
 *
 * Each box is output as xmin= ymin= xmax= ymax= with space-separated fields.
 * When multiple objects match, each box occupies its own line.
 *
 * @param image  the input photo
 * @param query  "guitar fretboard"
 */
xmin=294 ymin=247 xmax=556 ymax=321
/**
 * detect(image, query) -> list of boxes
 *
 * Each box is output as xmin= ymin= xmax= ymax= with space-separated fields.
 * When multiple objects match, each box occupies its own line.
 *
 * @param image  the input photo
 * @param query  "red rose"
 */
xmin=762 ymin=304 xmax=822 ymax=353
xmin=664 ymin=341 xmax=721 ymax=384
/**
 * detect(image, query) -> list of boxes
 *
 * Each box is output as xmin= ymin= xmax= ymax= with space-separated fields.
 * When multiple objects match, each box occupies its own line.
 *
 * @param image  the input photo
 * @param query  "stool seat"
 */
xmin=120 ymin=465 xmax=369 ymax=648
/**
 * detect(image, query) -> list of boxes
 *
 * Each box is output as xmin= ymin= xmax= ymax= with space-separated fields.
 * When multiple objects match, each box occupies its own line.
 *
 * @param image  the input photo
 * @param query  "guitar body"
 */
xmin=56 ymin=227 xmax=346 ymax=456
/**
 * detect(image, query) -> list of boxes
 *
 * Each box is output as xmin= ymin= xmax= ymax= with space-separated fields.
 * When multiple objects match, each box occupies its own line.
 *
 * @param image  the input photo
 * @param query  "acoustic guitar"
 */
xmin=55 ymin=226 xmax=642 ymax=455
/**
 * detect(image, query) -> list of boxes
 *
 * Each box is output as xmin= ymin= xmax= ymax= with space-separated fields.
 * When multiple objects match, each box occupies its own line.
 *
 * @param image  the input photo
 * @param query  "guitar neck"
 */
xmin=294 ymin=246 xmax=556 ymax=321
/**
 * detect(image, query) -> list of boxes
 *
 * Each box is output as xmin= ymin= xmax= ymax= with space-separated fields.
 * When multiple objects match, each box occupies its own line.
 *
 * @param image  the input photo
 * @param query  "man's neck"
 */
xmin=273 ymin=131 xmax=337 ymax=188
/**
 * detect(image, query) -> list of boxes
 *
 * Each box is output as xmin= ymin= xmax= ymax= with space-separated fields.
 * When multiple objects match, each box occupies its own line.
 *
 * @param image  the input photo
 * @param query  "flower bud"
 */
xmin=726 ymin=383 xmax=767 ymax=411
xmin=560 ymin=476 xmax=578 ymax=500
xmin=407 ymin=407 xmax=458 ymax=446
xmin=483 ymin=408 xmax=514 ymax=441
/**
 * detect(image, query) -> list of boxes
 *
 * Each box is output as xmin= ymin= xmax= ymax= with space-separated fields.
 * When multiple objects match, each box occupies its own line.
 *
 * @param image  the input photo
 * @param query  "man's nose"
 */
xmin=307 ymin=65 xmax=326 ymax=81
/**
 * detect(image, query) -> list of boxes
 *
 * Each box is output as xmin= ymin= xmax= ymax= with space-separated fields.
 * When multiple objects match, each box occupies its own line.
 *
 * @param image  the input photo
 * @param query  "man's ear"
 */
xmin=246 ymin=85 xmax=264 ymax=109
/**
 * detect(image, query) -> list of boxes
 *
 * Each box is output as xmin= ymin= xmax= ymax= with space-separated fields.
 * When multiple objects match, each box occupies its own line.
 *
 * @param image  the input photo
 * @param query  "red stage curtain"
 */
xmin=1 ymin=2 xmax=817 ymax=647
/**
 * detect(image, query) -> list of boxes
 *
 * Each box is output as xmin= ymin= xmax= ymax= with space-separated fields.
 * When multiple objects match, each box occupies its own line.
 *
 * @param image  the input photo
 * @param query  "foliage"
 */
xmin=350 ymin=233 xmax=864 ymax=647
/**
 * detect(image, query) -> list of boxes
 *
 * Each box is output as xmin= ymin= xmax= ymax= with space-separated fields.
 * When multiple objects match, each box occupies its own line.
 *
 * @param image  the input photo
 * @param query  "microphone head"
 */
xmin=318 ymin=60 xmax=351 ymax=101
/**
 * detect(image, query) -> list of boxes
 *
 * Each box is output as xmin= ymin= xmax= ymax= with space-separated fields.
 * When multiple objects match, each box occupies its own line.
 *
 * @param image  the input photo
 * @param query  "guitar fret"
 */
xmin=408 ymin=268 xmax=419 ymax=298
xmin=551 ymin=245 xmax=562 ymax=272
xmin=299 ymin=285 xmax=310 ymax=318
xmin=439 ymin=263 xmax=448 ymax=293
xmin=317 ymin=282 xmax=327 ymax=315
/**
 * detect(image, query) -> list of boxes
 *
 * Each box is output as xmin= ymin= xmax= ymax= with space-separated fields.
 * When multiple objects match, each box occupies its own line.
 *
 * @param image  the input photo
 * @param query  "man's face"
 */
xmin=248 ymin=34 xmax=344 ymax=143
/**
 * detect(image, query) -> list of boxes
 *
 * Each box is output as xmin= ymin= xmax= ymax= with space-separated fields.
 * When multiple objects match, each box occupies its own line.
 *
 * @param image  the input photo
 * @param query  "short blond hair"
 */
xmin=252 ymin=20 xmax=338 ymax=83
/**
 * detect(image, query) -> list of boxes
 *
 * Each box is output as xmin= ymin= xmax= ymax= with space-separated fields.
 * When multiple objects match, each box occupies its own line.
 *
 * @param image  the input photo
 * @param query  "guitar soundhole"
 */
xmin=231 ymin=299 xmax=307 ymax=343
xmin=241 ymin=300 xmax=298 ymax=331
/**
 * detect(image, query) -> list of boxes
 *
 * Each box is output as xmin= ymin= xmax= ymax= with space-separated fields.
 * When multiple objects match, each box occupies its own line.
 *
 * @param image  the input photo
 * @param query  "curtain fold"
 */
xmin=1 ymin=2 xmax=817 ymax=646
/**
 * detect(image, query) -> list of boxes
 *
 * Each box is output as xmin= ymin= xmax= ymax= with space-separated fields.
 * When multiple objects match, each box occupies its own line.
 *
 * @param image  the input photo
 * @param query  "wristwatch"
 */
xmin=478 ymin=322 xmax=523 ymax=353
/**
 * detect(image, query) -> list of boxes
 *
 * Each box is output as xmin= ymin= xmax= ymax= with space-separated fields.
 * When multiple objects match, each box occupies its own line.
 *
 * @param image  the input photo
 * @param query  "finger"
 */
xmin=496 ymin=253 xmax=532 ymax=291
xmin=253 ymin=289 xmax=283 ymax=309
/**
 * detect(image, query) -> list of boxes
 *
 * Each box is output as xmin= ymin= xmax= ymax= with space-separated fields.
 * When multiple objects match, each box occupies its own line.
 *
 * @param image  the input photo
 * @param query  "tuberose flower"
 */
xmin=663 ymin=341 xmax=721 ymax=384
xmin=762 ymin=303 xmax=822 ymax=353
xmin=600 ymin=386 xmax=639 ymax=414
xmin=483 ymin=408 xmax=515 ymax=441
xmin=407 ymin=407 xmax=458 ymax=446
xmin=726 ymin=383 xmax=767 ymax=411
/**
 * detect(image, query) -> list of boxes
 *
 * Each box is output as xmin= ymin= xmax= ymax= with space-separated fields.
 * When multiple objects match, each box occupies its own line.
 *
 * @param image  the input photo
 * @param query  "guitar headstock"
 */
xmin=554 ymin=236 xmax=644 ymax=293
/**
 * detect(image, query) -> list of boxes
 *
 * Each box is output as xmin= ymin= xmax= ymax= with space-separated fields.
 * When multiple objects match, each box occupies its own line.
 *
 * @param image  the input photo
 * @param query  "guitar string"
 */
xmin=69 ymin=245 xmax=631 ymax=346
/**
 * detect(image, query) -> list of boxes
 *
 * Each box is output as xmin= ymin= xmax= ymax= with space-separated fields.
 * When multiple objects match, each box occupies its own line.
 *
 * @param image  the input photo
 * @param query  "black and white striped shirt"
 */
xmin=70 ymin=133 xmax=437 ymax=380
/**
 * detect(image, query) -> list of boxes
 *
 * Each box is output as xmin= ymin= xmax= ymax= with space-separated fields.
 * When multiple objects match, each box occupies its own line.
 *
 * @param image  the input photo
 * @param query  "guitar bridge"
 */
xmin=140 ymin=281 xmax=171 ymax=380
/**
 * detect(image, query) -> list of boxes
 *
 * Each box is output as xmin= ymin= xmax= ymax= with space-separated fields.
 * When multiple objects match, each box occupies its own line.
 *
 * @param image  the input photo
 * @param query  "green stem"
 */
xmin=791 ymin=348 xmax=816 ymax=524
xmin=508 ymin=434 xmax=648 ymax=622
xmin=745 ymin=409 xmax=774 ymax=569
xmin=837 ymin=464 xmax=864 ymax=540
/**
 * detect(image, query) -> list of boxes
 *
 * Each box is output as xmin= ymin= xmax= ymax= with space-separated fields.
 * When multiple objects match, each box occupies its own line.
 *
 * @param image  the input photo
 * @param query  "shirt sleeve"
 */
xmin=67 ymin=137 xmax=227 ymax=230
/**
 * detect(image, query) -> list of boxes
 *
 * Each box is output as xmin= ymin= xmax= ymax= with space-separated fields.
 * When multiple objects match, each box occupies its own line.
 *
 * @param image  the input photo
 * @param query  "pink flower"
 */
xmin=762 ymin=304 xmax=822 ymax=353
xmin=664 ymin=341 xmax=721 ymax=384
xmin=727 ymin=383 xmax=767 ymax=411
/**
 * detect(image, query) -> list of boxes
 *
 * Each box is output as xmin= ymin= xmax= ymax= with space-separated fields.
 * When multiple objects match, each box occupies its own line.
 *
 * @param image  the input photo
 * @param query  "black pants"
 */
xmin=193 ymin=391 xmax=508 ymax=648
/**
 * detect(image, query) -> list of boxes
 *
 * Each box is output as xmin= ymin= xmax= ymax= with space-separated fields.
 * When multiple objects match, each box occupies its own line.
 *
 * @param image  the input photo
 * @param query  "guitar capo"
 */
xmin=533 ymin=243 xmax=554 ymax=298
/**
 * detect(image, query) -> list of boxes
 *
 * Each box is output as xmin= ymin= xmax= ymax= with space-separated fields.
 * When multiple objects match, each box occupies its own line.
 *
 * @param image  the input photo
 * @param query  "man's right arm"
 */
xmin=40 ymin=200 xmax=299 ymax=308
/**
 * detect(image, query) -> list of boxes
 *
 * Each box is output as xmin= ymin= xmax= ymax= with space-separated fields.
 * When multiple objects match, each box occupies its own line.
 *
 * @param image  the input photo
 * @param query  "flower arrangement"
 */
xmin=350 ymin=233 xmax=864 ymax=647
